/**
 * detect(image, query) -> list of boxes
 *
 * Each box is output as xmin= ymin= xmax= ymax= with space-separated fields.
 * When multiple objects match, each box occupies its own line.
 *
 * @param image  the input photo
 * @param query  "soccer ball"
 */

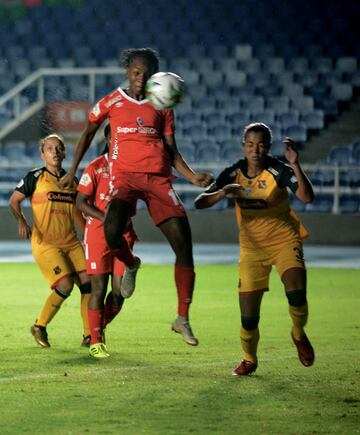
xmin=145 ymin=72 xmax=185 ymax=110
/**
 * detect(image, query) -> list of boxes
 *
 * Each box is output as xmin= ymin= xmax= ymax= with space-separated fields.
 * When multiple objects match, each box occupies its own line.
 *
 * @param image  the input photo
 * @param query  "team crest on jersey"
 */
xmin=136 ymin=117 xmax=144 ymax=126
xmin=258 ymin=180 xmax=267 ymax=189
xmin=91 ymin=103 xmax=101 ymax=117
xmin=79 ymin=173 xmax=92 ymax=187
xmin=53 ymin=266 xmax=62 ymax=275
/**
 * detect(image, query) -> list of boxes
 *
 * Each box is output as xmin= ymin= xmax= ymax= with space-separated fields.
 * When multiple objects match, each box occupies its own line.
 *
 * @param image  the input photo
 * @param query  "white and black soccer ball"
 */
xmin=145 ymin=72 xmax=185 ymax=110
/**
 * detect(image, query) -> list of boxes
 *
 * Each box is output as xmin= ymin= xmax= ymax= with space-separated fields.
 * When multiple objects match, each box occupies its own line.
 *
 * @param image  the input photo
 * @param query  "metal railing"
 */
xmin=0 ymin=67 xmax=125 ymax=140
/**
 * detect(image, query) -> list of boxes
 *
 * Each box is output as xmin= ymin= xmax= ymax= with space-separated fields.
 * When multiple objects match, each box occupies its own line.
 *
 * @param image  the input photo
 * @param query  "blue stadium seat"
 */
xmin=287 ymin=57 xmax=309 ymax=74
xmin=224 ymin=70 xmax=247 ymax=87
xmin=208 ymin=124 xmax=233 ymax=142
xmin=194 ymin=97 xmax=217 ymax=114
xmin=331 ymin=83 xmax=353 ymax=102
xmin=203 ymin=111 xmax=228 ymax=125
xmin=277 ymin=111 xmax=300 ymax=130
xmin=193 ymin=58 xmax=216 ymax=73
xmin=217 ymin=97 xmax=241 ymax=114
xmin=179 ymin=112 xmax=203 ymax=129
xmin=184 ymin=123 xmax=208 ymax=142
xmin=284 ymin=124 xmax=307 ymax=142
xmin=339 ymin=195 xmax=359 ymax=213
xmin=267 ymin=96 xmax=290 ymax=112
xmin=186 ymin=84 xmax=207 ymax=101
xmin=196 ymin=139 xmax=221 ymax=162
xmin=301 ymin=110 xmax=325 ymax=130
xmin=328 ymin=145 xmax=354 ymax=164
xmin=201 ymin=70 xmax=223 ymax=87
xmin=291 ymin=96 xmax=314 ymax=112
xmin=305 ymin=194 xmax=333 ymax=213
xmin=239 ymin=59 xmax=261 ymax=74
xmin=250 ymin=110 xmax=275 ymax=125
xmin=335 ymin=57 xmax=357 ymax=74
xmin=262 ymin=57 xmax=285 ymax=74
xmin=227 ymin=111 xmax=251 ymax=130
xmin=270 ymin=140 xmax=285 ymax=157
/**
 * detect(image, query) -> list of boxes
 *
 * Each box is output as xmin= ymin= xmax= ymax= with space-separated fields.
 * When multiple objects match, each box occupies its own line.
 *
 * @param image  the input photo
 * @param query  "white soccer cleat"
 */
xmin=171 ymin=316 xmax=199 ymax=346
xmin=120 ymin=256 xmax=141 ymax=298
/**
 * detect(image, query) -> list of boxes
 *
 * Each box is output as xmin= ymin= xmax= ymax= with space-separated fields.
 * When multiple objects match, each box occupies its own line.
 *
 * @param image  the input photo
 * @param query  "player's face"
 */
xmin=243 ymin=131 xmax=270 ymax=167
xmin=126 ymin=57 xmax=154 ymax=97
xmin=41 ymin=137 xmax=65 ymax=168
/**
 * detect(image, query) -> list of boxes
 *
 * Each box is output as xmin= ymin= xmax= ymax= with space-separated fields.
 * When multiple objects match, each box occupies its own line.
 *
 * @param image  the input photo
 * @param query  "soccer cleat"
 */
xmin=291 ymin=331 xmax=315 ymax=367
xmin=120 ymin=256 xmax=141 ymax=298
xmin=81 ymin=335 xmax=91 ymax=347
xmin=171 ymin=317 xmax=199 ymax=346
xmin=89 ymin=343 xmax=110 ymax=358
xmin=31 ymin=324 xmax=50 ymax=348
xmin=232 ymin=359 xmax=258 ymax=376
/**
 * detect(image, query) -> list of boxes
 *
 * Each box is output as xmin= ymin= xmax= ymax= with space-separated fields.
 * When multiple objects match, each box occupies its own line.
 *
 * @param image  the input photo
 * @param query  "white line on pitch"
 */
xmin=0 ymin=349 xmax=359 ymax=384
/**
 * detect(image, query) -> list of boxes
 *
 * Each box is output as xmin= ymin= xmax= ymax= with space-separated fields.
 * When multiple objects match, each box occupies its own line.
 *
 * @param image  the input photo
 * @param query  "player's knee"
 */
xmin=79 ymin=281 xmax=91 ymax=294
xmin=241 ymin=315 xmax=260 ymax=331
xmin=54 ymin=287 xmax=71 ymax=298
xmin=286 ymin=289 xmax=307 ymax=307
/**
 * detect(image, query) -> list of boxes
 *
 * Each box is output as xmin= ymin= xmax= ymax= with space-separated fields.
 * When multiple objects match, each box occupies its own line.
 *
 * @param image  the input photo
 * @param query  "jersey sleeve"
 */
xmin=278 ymin=163 xmax=299 ymax=193
xmin=206 ymin=163 xmax=238 ymax=192
xmin=77 ymin=164 xmax=97 ymax=198
xmin=162 ymin=109 xmax=175 ymax=136
xmin=15 ymin=169 xmax=41 ymax=197
xmin=88 ymin=96 xmax=110 ymax=125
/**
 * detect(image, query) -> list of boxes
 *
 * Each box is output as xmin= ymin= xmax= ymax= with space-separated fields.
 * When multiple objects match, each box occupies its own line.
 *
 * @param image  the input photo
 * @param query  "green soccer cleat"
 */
xmin=89 ymin=343 xmax=110 ymax=358
xmin=120 ymin=256 xmax=141 ymax=298
xmin=171 ymin=316 xmax=199 ymax=346
xmin=31 ymin=323 xmax=50 ymax=348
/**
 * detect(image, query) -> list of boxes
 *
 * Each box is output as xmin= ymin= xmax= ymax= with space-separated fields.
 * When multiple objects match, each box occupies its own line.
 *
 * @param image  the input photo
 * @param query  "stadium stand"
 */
xmin=0 ymin=0 xmax=359 ymax=213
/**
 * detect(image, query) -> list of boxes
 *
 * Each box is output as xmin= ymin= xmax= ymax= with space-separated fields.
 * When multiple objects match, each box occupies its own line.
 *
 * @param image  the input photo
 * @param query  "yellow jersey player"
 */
xmin=195 ymin=123 xmax=315 ymax=376
xmin=9 ymin=134 xmax=92 ymax=348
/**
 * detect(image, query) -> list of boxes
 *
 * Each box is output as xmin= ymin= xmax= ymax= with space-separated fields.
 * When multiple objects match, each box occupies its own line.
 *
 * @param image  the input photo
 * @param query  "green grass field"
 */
xmin=0 ymin=263 xmax=359 ymax=435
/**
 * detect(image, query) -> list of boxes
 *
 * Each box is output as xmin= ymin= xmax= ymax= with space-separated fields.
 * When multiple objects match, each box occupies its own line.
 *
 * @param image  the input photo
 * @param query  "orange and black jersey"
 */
xmin=16 ymin=167 xmax=80 ymax=246
xmin=209 ymin=156 xmax=307 ymax=248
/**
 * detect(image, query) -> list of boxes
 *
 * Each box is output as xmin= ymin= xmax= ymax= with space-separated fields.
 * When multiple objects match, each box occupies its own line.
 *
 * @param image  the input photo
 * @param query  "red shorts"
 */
xmin=84 ymin=224 xmax=137 ymax=275
xmin=109 ymin=173 xmax=187 ymax=225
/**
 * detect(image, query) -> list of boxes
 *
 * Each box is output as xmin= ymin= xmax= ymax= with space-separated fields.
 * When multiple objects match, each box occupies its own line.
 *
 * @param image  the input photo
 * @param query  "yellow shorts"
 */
xmin=238 ymin=239 xmax=305 ymax=294
xmin=32 ymin=239 xmax=87 ymax=289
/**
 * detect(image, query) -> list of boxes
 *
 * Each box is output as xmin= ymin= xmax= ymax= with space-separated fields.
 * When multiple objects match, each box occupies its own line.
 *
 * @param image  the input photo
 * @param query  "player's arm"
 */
xmin=73 ymin=205 xmax=87 ymax=232
xmin=59 ymin=120 xmax=101 ymax=188
xmin=8 ymin=191 xmax=32 ymax=239
xmin=76 ymin=191 xmax=105 ymax=222
xmin=283 ymin=138 xmax=315 ymax=203
xmin=163 ymin=134 xmax=213 ymax=187
xmin=194 ymin=183 xmax=227 ymax=209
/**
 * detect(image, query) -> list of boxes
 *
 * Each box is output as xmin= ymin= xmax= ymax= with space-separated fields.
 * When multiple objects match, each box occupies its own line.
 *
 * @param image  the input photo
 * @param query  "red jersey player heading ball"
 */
xmin=61 ymin=48 xmax=213 ymax=346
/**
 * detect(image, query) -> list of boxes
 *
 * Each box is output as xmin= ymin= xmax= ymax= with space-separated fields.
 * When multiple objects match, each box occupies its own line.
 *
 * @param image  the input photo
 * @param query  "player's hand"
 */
xmin=18 ymin=219 xmax=32 ymax=240
xmin=223 ymin=184 xmax=243 ymax=199
xmin=283 ymin=137 xmax=299 ymax=165
xmin=58 ymin=172 xmax=75 ymax=189
xmin=191 ymin=172 xmax=214 ymax=187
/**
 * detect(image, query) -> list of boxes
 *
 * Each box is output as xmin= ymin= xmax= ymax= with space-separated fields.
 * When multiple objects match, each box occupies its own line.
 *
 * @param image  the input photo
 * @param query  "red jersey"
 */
xmin=77 ymin=153 xmax=111 ymax=237
xmin=88 ymin=88 xmax=174 ymax=178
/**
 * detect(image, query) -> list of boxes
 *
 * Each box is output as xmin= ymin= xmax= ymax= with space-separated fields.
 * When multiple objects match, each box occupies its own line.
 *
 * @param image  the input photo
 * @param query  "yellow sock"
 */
xmin=81 ymin=293 xmax=91 ymax=337
xmin=240 ymin=326 xmax=259 ymax=364
xmin=289 ymin=303 xmax=308 ymax=340
xmin=37 ymin=291 xmax=66 ymax=327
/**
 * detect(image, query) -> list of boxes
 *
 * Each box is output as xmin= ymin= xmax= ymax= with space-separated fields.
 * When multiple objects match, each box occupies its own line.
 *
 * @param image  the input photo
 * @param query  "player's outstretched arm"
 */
xmin=164 ymin=135 xmax=213 ymax=187
xmin=283 ymin=138 xmax=315 ymax=204
xmin=59 ymin=121 xmax=100 ymax=188
xmin=8 ymin=191 xmax=32 ymax=239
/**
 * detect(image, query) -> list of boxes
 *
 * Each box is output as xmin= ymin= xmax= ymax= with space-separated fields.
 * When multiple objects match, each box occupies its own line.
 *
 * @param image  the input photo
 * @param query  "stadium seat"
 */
xmin=196 ymin=140 xmax=221 ymax=162
xmin=201 ymin=70 xmax=224 ymax=87
xmin=277 ymin=111 xmax=300 ymax=130
xmin=262 ymin=57 xmax=285 ymax=74
xmin=270 ymin=140 xmax=285 ymax=157
xmin=287 ymin=57 xmax=309 ymax=74
xmin=233 ymin=44 xmax=252 ymax=60
xmin=217 ymin=97 xmax=241 ymax=114
xmin=328 ymin=145 xmax=354 ymax=164
xmin=305 ymin=194 xmax=333 ymax=213
xmin=250 ymin=110 xmax=275 ymax=125
xmin=224 ymin=70 xmax=247 ymax=87
xmin=203 ymin=111 xmax=228 ymax=125
xmin=335 ymin=57 xmax=357 ymax=74
xmin=339 ymin=195 xmax=359 ymax=213
xmin=284 ymin=124 xmax=307 ymax=142
xmin=331 ymin=83 xmax=353 ymax=102
xmin=239 ymin=58 xmax=261 ymax=74
xmin=227 ymin=111 xmax=251 ymax=130
xmin=180 ymin=112 xmax=203 ymax=129
xmin=301 ymin=110 xmax=325 ymax=130
xmin=184 ymin=123 xmax=208 ymax=142
xmin=267 ymin=96 xmax=290 ymax=113
xmin=208 ymin=124 xmax=233 ymax=142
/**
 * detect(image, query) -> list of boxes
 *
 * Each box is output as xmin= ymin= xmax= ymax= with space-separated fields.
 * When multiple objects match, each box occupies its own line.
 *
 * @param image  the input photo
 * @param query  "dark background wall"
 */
xmin=2 ymin=208 xmax=359 ymax=246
